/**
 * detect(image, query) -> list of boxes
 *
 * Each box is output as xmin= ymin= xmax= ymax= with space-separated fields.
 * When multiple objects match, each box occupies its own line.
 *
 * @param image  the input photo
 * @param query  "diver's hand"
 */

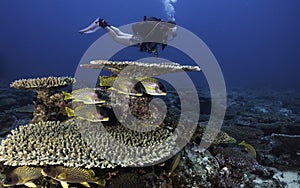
xmin=78 ymin=18 xmax=101 ymax=34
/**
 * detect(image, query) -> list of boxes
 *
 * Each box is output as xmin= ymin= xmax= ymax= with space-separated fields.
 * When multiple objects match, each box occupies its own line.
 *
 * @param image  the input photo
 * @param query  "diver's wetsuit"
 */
xmin=79 ymin=17 xmax=176 ymax=56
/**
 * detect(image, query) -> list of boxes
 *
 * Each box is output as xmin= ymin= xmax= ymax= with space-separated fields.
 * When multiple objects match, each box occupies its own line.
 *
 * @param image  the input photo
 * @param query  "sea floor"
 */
xmin=0 ymin=82 xmax=299 ymax=188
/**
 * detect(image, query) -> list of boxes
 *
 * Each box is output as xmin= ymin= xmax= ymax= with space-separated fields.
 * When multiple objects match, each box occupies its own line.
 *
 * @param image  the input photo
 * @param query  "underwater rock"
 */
xmin=109 ymin=171 xmax=148 ymax=188
xmin=0 ymin=98 xmax=17 ymax=109
xmin=177 ymin=144 xmax=220 ymax=187
xmin=260 ymin=133 xmax=300 ymax=167
xmin=192 ymin=124 xmax=237 ymax=145
xmin=211 ymin=146 xmax=270 ymax=187
xmin=250 ymin=167 xmax=299 ymax=188
xmin=221 ymin=126 xmax=264 ymax=142
xmin=13 ymin=104 xmax=34 ymax=113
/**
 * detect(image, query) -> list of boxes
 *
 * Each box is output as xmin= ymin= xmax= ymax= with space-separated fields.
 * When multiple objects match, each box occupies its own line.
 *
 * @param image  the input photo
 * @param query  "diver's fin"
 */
xmin=60 ymin=181 xmax=69 ymax=188
xmin=24 ymin=181 xmax=37 ymax=188
xmin=80 ymin=182 xmax=91 ymax=187
xmin=62 ymin=91 xmax=73 ymax=101
xmin=64 ymin=107 xmax=75 ymax=117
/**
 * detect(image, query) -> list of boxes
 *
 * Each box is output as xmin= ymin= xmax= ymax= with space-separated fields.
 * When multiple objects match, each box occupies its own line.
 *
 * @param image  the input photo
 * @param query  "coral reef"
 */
xmin=10 ymin=76 xmax=75 ymax=123
xmin=0 ymin=120 xmax=115 ymax=169
xmin=10 ymin=76 xmax=75 ymax=90
xmin=77 ymin=120 xmax=177 ymax=167
xmin=80 ymin=60 xmax=200 ymax=77
xmin=0 ymin=119 xmax=177 ymax=168
xmin=210 ymin=146 xmax=270 ymax=187
xmin=192 ymin=125 xmax=237 ymax=145
xmin=177 ymin=145 xmax=220 ymax=187
xmin=1 ymin=65 xmax=300 ymax=187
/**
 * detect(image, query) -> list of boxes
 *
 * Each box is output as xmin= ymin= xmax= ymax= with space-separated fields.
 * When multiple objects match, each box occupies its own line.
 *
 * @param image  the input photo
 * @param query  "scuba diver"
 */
xmin=79 ymin=16 xmax=177 ymax=57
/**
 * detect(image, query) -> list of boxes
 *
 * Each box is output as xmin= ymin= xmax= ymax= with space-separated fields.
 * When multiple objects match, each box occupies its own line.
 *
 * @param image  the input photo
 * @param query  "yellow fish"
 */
xmin=99 ymin=76 xmax=143 ymax=96
xmin=62 ymin=88 xmax=106 ymax=104
xmin=136 ymin=77 xmax=167 ymax=96
xmin=100 ymin=76 xmax=166 ymax=96
xmin=41 ymin=166 xmax=105 ymax=188
xmin=168 ymin=152 xmax=181 ymax=176
xmin=3 ymin=166 xmax=42 ymax=188
xmin=65 ymin=105 xmax=109 ymax=122
xmin=238 ymin=140 xmax=257 ymax=158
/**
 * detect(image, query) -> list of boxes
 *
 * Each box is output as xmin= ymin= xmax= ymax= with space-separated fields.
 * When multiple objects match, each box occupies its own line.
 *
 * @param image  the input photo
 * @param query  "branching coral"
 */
xmin=0 ymin=119 xmax=177 ymax=168
xmin=0 ymin=120 xmax=115 ymax=169
xmin=10 ymin=76 xmax=75 ymax=90
xmin=79 ymin=120 xmax=177 ymax=167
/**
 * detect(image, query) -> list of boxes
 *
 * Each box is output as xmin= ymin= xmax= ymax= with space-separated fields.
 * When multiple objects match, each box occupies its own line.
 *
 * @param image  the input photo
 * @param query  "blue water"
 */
xmin=0 ymin=0 xmax=299 ymax=88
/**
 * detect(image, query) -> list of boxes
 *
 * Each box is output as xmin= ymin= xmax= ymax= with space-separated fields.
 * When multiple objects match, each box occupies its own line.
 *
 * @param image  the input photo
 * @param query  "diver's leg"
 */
xmin=79 ymin=18 xmax=135 ymax=46
xmin=104 ymin=26 xmax=133 ymax=46
xmin=79 ymin=18 xmax=109 ymax=34
xmin=109 ymin=26 xmax=132 ymax=37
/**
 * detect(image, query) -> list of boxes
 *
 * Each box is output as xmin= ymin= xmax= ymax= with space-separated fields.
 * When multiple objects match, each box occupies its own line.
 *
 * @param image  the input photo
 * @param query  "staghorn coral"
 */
xmin=80 ymin=60 xmax=200 ymax=77
xmin=10 ymin=77 xmax=75 ymax=123
xmin=10 ymin=76 xmax=75 ymax=90
xmin=0 ymin=119 xmax=177 ymax=168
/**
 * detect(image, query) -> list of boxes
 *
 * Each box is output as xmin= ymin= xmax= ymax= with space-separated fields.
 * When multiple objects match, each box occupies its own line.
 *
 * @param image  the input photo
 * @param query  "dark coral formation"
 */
xmin=31 ymin=91 xmax=68 ymax=123
xmin=210 ymin=146 xmax=269 ymax=187
xmin=10 ymin=76 xmax=75 ymax=123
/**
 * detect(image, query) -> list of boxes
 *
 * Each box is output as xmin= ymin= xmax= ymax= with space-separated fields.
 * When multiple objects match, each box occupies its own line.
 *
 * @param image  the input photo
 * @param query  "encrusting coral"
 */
xmin=10 ymin=76 xmax=75 ymax=123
